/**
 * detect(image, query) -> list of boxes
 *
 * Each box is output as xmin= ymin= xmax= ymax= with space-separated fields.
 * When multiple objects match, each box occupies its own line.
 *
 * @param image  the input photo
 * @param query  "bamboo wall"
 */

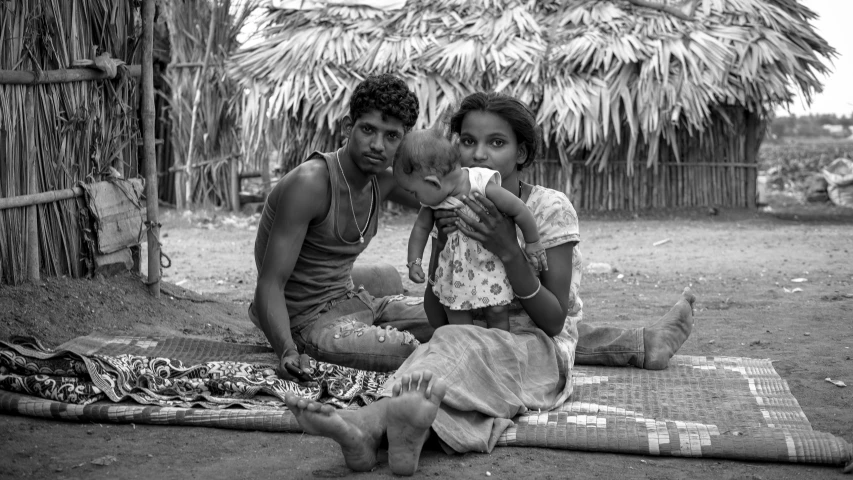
xmin=526 ymin=159 xmax=758 ymax=210
xmin=0 ymin=1 xmax=140 ymax=285
xmin=162 ymin=0 xmax=250 ymax=211
xmin=525 ymin=107 xmax=763 ymax=211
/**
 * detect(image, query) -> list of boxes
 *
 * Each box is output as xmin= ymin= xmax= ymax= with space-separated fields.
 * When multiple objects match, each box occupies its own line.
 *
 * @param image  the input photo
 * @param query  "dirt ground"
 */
xmin=1 ymin=193 xmax=852 ymax=479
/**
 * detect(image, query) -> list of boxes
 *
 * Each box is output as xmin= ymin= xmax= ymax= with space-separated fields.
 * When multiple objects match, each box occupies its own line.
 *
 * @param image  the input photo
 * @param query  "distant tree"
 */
xmin=769 ymin=113 xmax=850 ymax=139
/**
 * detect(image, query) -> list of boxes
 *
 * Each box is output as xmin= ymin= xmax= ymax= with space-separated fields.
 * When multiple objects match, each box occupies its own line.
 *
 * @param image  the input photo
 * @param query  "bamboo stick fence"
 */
xmin=525 ymin=107 xmax=763 ymax=211
xmin=0 ymin=0 xmax=159 ymax=288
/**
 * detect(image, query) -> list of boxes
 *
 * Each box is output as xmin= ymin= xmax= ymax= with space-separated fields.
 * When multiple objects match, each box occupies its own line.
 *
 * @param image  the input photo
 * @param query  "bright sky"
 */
xmin=775 ymin=0 xmax=853 ymax=117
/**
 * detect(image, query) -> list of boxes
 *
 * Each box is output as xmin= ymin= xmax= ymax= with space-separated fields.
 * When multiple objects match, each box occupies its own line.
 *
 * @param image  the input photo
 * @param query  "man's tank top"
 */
xmin=254 ymin=150 xmax=380 ymax=327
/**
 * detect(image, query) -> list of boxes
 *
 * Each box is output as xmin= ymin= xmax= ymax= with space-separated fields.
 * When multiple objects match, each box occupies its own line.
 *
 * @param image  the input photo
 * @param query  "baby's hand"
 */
xmin=524 ymin=240 xmax=548 ymax=271
xmin=409 ymin=264 xmax=426 ymax=283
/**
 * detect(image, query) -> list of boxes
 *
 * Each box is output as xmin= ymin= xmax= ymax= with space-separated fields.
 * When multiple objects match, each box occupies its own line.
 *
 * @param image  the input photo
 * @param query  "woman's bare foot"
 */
xmin=386 ymin=371 xmax=447 ymax=476
xmin=284 ymin=394 xmax=386 ymax=472
xmin=643 ymin=287 xmax=695 ymax=370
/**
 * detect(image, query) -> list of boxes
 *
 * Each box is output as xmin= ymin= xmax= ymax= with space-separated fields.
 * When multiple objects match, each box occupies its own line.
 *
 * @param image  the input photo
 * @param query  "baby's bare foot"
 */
xmin=386 ymin=371 xmax=447 ymax=476
xmin=284 ymin=394 xmax=384 ymax=472
xmin=643 ymin=287 xmax=695 ymax=370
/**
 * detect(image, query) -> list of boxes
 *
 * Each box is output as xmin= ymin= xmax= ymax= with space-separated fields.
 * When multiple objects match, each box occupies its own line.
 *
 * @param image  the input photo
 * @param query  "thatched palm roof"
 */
xmin=230 ymin=0 xmax=834 ymax=172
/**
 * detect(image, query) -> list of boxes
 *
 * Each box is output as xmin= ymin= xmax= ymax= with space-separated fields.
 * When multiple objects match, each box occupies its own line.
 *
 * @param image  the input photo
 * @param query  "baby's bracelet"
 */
xmin=407 ymin=258 xmax=422 ymax=269
xmin=515 ymin=278 xmax=541 ymax=300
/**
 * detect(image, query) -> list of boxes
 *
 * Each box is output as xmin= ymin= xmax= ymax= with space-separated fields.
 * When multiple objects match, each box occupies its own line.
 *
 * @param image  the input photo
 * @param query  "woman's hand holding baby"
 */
xmin=456 ymin=193 xmax=522 ymax=264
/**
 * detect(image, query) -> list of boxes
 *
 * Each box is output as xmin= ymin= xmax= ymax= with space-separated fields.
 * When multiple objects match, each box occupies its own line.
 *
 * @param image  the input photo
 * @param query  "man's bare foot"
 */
xmin=284 ymin=394 xmax=386 ymax=472
xmin=386 ymin=371 xmax=447 ymax=476
xmin=643 ymin=287 xmax=695 ymax=370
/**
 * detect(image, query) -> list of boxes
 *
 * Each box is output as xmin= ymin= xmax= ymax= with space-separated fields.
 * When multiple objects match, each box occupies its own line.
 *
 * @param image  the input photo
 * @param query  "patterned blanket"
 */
xmin=0 ymin=337 xmax=389 ymax=409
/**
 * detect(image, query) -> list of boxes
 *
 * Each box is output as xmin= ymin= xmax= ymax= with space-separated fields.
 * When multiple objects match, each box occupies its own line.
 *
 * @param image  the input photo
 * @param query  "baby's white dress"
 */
xmin=432 ymin=167 xmax=514 ymax=310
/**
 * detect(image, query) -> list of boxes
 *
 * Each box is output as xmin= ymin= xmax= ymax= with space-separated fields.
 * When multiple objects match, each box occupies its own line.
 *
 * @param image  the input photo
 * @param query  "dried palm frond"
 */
xmin=538 ymin=0 xmax=833 ymax=172
xmin=230 ymin=0 xmax=834 ymax=179
xmin=231 ymin=0 xmax=545 ymax=171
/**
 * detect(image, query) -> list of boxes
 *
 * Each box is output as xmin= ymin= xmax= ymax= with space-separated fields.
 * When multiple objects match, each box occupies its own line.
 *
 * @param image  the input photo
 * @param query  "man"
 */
xmin=251 ymin=74 xmax=429 ymax=379
xmin=252 ymin=73 xmax=692 ymax=381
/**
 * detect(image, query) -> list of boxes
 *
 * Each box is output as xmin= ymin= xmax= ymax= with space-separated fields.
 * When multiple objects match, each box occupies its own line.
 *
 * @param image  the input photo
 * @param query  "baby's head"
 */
xmin=393 ymin=128 xmax=461 ymax=206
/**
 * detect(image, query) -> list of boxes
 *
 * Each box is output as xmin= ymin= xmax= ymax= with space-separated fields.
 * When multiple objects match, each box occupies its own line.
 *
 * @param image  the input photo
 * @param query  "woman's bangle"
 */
xmin=515 ymin=278 xmax=541 ymax=300
xmin=427 ymin=275 xmax=436 ymax=286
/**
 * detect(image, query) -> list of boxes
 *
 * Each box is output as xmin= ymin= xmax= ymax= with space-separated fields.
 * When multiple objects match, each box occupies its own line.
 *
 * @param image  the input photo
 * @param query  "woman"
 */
xmin=284 ymin=92 xmax=695 ymax=475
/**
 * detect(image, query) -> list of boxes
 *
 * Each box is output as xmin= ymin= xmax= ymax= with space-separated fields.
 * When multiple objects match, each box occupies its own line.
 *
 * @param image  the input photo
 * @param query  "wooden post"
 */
xmin=142 ymin=0 xmax=160 ymax=298
xmin=261 ymin=149 xmax=271 ymax=195
xmin=0 ymin=65 xmax=141 ymax=84
xmin=230 ymin=155 xmax=240 ymax=212
xmin=0 ymin=187 xmax=83 ymax=210
xmin=744 ymin=110 xmax=758 ymax=209
xmin=25 ymin=85 xmax=40 ymax=282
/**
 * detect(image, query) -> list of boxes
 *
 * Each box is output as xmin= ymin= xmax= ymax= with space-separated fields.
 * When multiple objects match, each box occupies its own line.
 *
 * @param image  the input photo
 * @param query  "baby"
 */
xmin=393 ymin=128 xmax=547 ymax=331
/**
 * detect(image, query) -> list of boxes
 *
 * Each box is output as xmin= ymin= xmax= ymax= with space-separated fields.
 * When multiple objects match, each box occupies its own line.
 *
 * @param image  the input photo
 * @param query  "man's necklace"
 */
xmin=335 ymin=150 xmax=374 ymax=243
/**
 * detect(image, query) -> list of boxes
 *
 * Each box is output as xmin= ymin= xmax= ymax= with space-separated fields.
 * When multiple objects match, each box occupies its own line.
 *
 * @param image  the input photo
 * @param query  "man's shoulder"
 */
xmin=268 ymin=155 xmax=332 ymax=217
xmin=275 ymin=155 xmax=331 ymax=193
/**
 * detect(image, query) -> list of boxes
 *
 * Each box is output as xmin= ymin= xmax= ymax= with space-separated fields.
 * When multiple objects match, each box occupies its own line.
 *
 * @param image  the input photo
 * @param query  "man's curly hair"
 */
xmin=349 ymin=74 xmax=419 ymax=130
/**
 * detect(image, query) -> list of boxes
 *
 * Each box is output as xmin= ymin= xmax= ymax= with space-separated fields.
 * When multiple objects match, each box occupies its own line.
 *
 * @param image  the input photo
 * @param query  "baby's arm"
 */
xmin=484 ymin=183 xmax=548 ymax=271
xmin=407 ymin=206 xmax=435 ymax=283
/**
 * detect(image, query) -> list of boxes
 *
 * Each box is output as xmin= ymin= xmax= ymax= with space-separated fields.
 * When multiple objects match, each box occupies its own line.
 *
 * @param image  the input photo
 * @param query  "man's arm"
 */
xmin=255 ymin=162 xmax=328 ymax=363
xmin=376 ymin=168 xmax=420 ymax=209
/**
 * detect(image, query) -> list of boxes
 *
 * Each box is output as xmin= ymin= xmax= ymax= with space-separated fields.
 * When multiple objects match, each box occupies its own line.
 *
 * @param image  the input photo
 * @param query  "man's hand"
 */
xmin=277 ymin=348 xmax=315 ymax=383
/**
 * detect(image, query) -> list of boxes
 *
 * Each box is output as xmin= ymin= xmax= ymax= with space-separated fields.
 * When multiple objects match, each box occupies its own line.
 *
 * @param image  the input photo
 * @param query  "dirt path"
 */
xmin=2 ymin=202 xmax=852 ymax=479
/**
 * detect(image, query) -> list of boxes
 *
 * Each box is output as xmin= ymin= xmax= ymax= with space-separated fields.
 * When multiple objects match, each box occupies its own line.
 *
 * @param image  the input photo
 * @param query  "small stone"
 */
xmin=804 ymin=332 xmax=811 ymax=336
xmin=91 ymin=455 xmax=117 ymax=466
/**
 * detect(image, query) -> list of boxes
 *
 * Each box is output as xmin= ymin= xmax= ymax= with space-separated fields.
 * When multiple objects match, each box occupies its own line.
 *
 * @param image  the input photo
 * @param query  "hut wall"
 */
xmin=527 ymin=108 xmax=762 ymax=211
xmin=0 ymin=1 xmax=141 ymax=285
